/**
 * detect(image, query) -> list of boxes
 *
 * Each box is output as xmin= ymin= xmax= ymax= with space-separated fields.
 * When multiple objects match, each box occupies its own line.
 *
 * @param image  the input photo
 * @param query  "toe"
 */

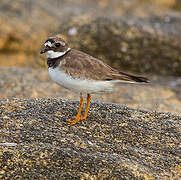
xmin=66 ymin=120 xmax=75 ymax=125
xmin=66 ymin=116 xmax=81 ymax=125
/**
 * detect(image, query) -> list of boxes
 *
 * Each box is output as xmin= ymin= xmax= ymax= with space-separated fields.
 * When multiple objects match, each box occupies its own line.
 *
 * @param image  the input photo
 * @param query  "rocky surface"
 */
xmin=0 ymin=0 xmax=181 ymax=75
xmin=0 ymin=67 xmax=181 ymax=115
xmin=0 ymin=98 xmax=180 ymax=179
xmin=0 ymin=1 xmax=181 ymax=178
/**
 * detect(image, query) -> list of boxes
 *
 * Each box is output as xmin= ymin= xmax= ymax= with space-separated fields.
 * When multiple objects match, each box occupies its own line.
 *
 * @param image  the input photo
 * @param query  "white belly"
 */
xmin=48 ymin=67 xmax=114 ymax=94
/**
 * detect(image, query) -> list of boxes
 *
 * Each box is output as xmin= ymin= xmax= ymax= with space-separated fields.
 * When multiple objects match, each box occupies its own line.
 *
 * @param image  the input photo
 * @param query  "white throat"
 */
xmin=46 ymin=48 xmax=71 ymax=59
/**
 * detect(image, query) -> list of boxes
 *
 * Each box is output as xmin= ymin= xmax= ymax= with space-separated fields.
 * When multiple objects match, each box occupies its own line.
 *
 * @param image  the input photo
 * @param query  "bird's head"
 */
xmin=40 ymin=36 xmax=70 ymax=59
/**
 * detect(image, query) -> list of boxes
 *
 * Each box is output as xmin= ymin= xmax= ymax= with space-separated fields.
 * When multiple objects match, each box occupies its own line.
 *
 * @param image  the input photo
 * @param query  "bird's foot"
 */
xmin=80 ymin=115 xmax=87 ymax=120
xmin=67 ymin=116 xmax=81 ymax=125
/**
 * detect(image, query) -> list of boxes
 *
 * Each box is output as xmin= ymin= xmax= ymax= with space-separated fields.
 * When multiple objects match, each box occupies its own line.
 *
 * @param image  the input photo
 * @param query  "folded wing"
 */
xmin=61 ymin=49 xmax=149 ymax=83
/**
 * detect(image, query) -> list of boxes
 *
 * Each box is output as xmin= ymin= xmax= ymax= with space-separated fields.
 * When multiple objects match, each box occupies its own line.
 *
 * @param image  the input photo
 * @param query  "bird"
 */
xmin=40 ymin=35 xmax=149 ymax=125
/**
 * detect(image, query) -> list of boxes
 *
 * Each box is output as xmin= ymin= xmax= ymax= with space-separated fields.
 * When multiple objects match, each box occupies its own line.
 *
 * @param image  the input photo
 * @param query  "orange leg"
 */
xmin=67 ymin=94 xmax=84 ymax=125
xmin=81 ymin=94 xmax=91 ymax=120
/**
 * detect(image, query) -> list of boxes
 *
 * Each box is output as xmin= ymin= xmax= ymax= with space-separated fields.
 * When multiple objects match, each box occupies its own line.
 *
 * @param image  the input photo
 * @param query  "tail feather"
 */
xmin=106 ymin=71 xmax=150 ymax=83
xmin=118 ymin=71 xmax=150 ymax=83
xmin=128 ymin=75 xmax=150 ymax=83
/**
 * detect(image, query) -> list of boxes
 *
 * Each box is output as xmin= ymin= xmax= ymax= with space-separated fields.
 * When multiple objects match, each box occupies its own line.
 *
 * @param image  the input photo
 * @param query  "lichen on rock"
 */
xmin=0 ymin=98 xmax=180 ymax=179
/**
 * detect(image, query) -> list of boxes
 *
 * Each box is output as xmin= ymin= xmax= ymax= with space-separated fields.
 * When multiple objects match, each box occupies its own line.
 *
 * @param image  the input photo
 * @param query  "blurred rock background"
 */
xmin=0 ymin=0 xmax=181 ymax=114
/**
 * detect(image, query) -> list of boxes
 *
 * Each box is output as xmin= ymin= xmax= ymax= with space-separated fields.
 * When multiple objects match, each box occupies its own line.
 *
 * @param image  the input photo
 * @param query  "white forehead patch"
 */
xmin=44 ymin=41 xmax=52 ymax=47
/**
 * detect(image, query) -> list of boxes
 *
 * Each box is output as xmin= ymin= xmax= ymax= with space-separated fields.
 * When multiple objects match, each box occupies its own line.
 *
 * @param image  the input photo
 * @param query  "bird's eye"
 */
xmin=55 ymin=43 xmax=61 ymax=47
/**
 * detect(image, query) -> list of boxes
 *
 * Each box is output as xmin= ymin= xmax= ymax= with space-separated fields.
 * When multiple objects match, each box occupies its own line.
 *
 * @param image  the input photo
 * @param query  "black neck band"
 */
xmin=46 ymin=49 xmax=71 ymax=68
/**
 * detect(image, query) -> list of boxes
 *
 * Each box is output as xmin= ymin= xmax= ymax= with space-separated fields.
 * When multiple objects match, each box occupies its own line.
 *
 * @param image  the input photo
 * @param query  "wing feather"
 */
xmin=60 ymin=49 xmax=149 ymax=83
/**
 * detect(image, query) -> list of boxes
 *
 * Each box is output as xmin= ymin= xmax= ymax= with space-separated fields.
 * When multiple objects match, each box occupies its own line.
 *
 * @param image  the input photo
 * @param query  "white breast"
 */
xmin=48 ymin=66 xmax=114 ymax=94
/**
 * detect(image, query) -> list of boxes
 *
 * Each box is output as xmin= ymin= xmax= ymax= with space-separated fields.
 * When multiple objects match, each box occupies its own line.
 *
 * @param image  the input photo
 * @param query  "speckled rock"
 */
xmin=0 ymin=0 xmax=181 ymax=75
xmin=0 ymin=98 xmax=180 ymax=179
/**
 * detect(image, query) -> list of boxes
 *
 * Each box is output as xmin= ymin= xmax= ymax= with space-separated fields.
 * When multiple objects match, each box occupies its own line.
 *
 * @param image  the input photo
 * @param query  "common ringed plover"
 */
xmin=40 ymin=36 xmax=149 ymax=125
